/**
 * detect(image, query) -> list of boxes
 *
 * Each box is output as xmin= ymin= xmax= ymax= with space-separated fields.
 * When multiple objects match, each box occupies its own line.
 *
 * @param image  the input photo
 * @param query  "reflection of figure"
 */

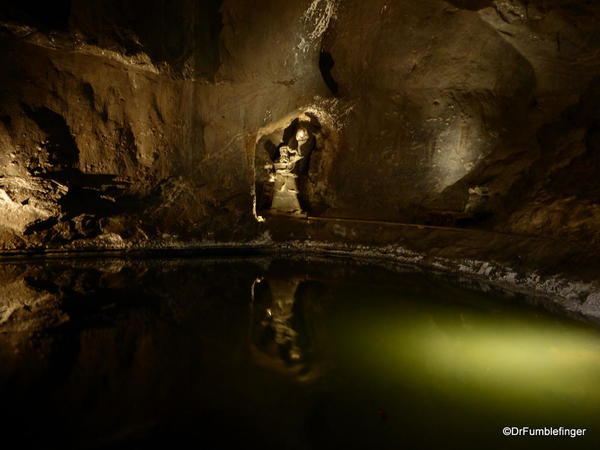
xmin=261 ymin=278 xmax=303 ymax=362
xmin=252 ymin=278 xmax=302 ymax=364
xmin=265 ymin=128 xmax=310 ymax=216
xmin=249 ymin=276 xmax=325 ymax=382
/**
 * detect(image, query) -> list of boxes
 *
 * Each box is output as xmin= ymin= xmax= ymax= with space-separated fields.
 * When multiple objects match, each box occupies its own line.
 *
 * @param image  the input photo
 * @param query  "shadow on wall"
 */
xmin=17 ymin=104 xmax=133 ymax=241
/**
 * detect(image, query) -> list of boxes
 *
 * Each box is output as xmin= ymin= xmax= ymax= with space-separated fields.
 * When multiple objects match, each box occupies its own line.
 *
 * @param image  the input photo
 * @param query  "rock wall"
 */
xmin=0 ymin=0 xmax=599 ymax=251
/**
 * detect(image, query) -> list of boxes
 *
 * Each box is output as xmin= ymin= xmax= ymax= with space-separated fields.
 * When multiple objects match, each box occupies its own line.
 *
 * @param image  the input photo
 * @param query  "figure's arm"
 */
xmin=289 ymin=154 xmax=303 ymax=165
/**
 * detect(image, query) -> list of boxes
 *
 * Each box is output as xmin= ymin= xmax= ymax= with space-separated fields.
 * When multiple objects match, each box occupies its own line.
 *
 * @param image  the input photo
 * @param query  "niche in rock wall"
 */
xmin=254 ymin=111 xmax=337 ymax=219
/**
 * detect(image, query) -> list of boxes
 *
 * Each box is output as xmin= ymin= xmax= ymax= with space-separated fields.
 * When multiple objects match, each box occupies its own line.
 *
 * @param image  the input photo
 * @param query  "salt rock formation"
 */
xmin=0 ymin=0 xmax=599 ymax=250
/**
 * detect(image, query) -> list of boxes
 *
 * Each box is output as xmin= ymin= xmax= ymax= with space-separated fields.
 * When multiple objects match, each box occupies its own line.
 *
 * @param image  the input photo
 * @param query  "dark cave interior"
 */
xmin=1 ymin=1 xmax=600 ymax=449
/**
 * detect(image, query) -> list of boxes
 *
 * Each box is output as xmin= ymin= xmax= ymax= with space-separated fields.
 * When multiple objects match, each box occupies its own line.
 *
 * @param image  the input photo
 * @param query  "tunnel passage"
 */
xmin=254 ymin=111 xmax=336 ymax=219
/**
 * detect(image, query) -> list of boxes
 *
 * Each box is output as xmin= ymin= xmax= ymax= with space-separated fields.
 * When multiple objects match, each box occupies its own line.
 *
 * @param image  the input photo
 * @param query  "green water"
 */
xmin=310 ymin=280 xmax=600 ymax=449
xmin=0 ymin=256 xmax=598 ymax=449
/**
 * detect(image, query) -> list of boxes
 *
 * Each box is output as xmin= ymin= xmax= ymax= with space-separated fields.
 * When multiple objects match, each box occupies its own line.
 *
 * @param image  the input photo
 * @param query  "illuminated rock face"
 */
xmin=0 ymin=0 xmax=599 ymax=250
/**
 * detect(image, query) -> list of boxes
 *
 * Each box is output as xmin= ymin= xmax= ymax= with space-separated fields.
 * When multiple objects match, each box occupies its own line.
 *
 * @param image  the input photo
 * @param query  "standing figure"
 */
xmin=265 ymin=127 xmax=310 ymax=216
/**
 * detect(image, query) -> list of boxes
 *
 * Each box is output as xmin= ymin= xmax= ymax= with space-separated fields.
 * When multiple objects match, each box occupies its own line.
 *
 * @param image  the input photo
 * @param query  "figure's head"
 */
xmin=295 ymin=127 xmax=309 ymax=144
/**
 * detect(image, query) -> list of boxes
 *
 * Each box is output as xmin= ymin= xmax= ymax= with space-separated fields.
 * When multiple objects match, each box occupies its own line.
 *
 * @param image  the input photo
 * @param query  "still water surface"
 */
xmin=0 ymin=256 xmax=599 ymax=449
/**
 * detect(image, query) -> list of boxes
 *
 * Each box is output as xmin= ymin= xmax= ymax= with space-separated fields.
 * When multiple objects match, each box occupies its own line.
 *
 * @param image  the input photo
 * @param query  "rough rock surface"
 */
xmin=0 ymin=0 xmax=600 ymax=259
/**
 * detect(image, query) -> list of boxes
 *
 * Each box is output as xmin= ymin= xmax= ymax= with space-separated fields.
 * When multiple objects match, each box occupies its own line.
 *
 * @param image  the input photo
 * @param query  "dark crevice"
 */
xmin=80 ymin=82 xmax=95 ymax=109
xmin=24 ymin=217 xmax=59 ymax=235
xmin=444 ymin=0 xmax=494 ymax=11
xmin=200 ymin=0 xmax=224 ymax=80
xmin=319 ymin=49 xmax=339 ymax=96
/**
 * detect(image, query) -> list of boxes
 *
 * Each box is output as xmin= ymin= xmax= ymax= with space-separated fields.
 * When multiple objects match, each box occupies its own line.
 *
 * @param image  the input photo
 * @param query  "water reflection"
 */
xmin=0 ymin=256 xmax=599 ymax=450
xmin=254 ymin=277 xmax=304 ymax=363
xmin=250 ymin=275 xmax=327 ymax=383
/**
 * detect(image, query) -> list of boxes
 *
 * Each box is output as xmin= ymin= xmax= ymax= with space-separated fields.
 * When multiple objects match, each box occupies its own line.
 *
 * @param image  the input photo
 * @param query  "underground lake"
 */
xmin=3 ymin=0 xmax=600 ymax=448
xmin=0 ymin=255 xmax=598 ymax=450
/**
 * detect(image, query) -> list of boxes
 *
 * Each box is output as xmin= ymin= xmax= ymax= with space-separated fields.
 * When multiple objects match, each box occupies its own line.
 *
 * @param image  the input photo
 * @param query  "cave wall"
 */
xmin=0 ymin=0 xmax=599 ymax=251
